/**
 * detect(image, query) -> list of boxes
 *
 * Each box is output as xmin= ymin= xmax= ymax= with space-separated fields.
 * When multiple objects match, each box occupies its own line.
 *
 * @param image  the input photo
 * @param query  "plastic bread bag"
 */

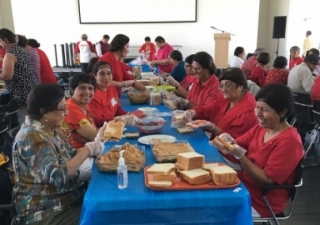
xmin=171 ymin=110 xmax=188 ymax=128
xmin=148 ymin=91 xmax=162 ymax=106
xmin=78 ymin=157 xmax=94 ymax=181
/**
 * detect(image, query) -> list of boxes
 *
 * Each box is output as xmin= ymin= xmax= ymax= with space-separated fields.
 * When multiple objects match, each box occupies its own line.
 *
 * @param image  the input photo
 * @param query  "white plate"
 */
xmin=138 ymin=135 xmax=176 ymax=145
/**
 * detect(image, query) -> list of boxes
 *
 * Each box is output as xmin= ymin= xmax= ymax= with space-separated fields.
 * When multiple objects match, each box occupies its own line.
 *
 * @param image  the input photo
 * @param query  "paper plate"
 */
xmin=138 ymin=135 xmax=176 ymax=145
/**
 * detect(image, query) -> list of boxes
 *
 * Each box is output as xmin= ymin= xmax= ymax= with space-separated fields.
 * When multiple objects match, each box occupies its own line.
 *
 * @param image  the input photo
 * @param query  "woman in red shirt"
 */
xmin=88 ymin=61 xmax=127 ymax=127
xmin=265 ymin=56 xmax=289 ymax=85
xmin=138 ymin=36 xmax=156 ymax=61
xmin=99 ymin=34 xmax=145 ymax=96
xmin=212 ymin=84 xmax=304 ymax=218
xmin=250 ymin=52 xmax=270 ymax=87
xmin=0 ymin=46 xmax=5 ymax=69
xmin=182 ymin=68 xmax=257 ymax=168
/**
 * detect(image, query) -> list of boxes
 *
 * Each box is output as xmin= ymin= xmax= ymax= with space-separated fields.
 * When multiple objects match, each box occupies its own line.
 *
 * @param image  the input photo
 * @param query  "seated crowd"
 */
xmin=0 ymin=27 xmax=312 ymax=224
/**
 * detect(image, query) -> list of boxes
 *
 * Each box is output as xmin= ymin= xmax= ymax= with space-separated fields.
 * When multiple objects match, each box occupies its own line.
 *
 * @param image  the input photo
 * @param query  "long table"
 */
xmin=79 ymin=95 xmax=253 ymax=225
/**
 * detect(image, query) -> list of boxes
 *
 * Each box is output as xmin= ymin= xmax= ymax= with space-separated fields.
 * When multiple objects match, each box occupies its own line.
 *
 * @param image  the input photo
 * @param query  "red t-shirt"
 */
xmin=251 ymin=65 xmax=267 ymax=87
xmin=138 ymin=43 xmax=156 ymax=61
xmin=236 ymin=125 xmax=304 ymax=217
xmin=241 ymin=56 xmax=258 ymax=79
xmin=88 ymin=85 xmax=126 ymax=127
xmin=179 ymin=74 xmax=197 ymax=90
xmin=187 ymin=75 xmax=220 ymax=106
xmin=265 ymin=68 xmax=289 ymax=86
xmin=311 ymin=76 xmax=320 ymax=103
xmin=99 ymin=52 xmax=134 ymax=96
xmin=37 ymin=49 xmax=57 ymax=84
xmin=289 ymin=57 xmax=304 ymax=70
xmin=61 ymin=98 xmax=96 ymax=149
xmin=193 ymin=92 xmax=257 ymax=163
xmin=157 ymin=43 xmax=174 ymax=73
xmin=0 ymin=47 xmax=5 ymax=69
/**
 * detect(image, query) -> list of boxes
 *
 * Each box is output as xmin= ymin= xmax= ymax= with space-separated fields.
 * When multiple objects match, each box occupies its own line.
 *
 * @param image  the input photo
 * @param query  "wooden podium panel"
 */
xmin=214 ymin=33 xmax=231 ymax=68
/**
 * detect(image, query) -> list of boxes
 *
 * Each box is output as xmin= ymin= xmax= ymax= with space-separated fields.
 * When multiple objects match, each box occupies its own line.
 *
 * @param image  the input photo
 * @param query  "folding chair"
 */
xmin=291 ymin=92 xmax=314 ymax=126
xmin=253 ymin=161 xmax=304 ymax=225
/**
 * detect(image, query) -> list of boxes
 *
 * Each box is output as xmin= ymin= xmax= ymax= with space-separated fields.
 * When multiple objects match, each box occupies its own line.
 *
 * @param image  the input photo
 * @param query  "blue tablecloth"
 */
xmin=80 ymin=96 xmax=253 ymax=225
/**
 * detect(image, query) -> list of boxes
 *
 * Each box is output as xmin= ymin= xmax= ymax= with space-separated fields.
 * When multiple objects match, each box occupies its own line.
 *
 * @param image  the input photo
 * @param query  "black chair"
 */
xmin=253 ymin=161 xmax=304 ymax=225
xmin=291 ymin=92 xmax=314 ymax=126
xmin=0 ymin=204 xmax=16 ymax=225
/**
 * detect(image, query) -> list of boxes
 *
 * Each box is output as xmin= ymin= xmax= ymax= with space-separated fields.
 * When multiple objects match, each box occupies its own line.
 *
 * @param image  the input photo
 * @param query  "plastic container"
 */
xmin=117 ymin=150 xmax=128 ymax=189
xmin=136 ymin=117 xmax=166 ymax=134
xmin=127 ymin=90 xmax=149 ymax=104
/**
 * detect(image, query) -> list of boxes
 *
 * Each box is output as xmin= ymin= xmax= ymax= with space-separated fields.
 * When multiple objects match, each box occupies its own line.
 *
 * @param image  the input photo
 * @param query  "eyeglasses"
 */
xmin=218 ymin=82 xmax=236 ymax=90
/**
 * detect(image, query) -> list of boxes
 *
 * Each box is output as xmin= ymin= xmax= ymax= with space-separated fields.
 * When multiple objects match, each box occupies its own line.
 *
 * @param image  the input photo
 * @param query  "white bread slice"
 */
xmin=104 ymin=121 xmax=125 ymax=140
xmin=146 ymin=163 xmax=176 ymax=175
xmin=180 ymin=169 xmax=211 ymax=185
xmin=176 ymin=152 xmax=205 ymax=171
xmin=148 ymin=180 xmax=172 ymax=188
xmin=210 ymin=166 xmax=237 ymax=185
xmin=202 ymin=163 xmax=220 ymax=171
xmin=153 ymin=172 xmax=177 ymax=183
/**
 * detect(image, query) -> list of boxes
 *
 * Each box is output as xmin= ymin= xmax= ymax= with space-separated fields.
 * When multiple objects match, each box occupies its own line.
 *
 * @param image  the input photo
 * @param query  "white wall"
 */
xmin=11 ymin=0 xmax=260 ymax=67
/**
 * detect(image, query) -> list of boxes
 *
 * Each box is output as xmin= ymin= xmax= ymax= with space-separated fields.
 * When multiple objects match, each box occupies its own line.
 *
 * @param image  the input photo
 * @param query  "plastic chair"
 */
xmin=253 ymin=161 xmax=304 ymax=225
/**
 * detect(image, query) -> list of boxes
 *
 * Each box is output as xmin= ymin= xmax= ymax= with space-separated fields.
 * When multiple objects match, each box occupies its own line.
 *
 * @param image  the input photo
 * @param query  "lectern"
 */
xmin=214 ymin=33 xmax=231 ymax=68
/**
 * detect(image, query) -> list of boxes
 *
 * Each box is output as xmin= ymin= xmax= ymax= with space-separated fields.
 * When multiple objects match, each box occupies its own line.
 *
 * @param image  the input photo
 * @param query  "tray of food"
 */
xmin=96 ymin=143 xmax=145 ymax=172
xmin=127 ymin=90 xmax=149 ymax=104
xmin=150 ymin=140 xmax=195 ymax=163
xmin=144 ymin=158 xmax=240 ymax=191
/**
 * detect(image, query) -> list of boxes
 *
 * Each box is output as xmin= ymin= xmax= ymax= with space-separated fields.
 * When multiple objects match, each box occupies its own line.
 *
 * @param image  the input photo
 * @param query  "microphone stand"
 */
xmin=211 ymin=26 xmax=235 ymax=36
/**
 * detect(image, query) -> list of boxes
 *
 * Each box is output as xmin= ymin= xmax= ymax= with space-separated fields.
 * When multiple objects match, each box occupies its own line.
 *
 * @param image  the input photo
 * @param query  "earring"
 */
xmin=45 ymin=119 xmax=48 ymax=123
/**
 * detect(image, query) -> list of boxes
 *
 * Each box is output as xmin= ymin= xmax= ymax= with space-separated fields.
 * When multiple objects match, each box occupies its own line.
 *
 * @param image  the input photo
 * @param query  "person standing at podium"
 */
xmin=150 ymin=36 xmax=174 ymax=73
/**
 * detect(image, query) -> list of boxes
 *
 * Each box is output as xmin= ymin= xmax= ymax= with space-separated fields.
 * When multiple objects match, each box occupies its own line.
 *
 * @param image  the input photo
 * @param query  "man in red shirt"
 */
xmin=0 ymin=46 xmax=5 ymax=69
xmin=150 ymin=36 xmax=174 ymax=73
xmin=241 ymin=48 xmax=264 ymax=79
xmin=289 ymin=46 xmax=303 ymax=70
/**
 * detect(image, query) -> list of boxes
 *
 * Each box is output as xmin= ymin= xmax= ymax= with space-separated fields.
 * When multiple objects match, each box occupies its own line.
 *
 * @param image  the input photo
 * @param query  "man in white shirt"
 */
xmin=230 ymin=46 xmax=245 ymax=68
xmin=287 ymin=54 xmax=319 ymax=93
xmin=74 ymin=34 xmax=96 ymax=72
xmin=303 ymin=30 xmax=315 ymax=57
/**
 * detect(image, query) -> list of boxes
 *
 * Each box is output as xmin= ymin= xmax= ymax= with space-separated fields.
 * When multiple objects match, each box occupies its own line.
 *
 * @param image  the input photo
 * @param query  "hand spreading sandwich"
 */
xmin=186 ymin=120 xmax=215 ymax=131
xmin=114 ymin=114 xmax=141 ymax=126
xmin=210 ymin=133 xmax=247 ymax=159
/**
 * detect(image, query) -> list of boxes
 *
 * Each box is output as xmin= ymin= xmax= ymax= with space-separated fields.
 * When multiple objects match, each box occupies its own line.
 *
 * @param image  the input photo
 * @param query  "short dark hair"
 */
xmin=27 ymin=84 xmax=65 ymax=120
xmin=87 ymin=57 xmax=99 ymax=73
xmin=308 ymin=48 xmax=320 ymax=56
xmin=220 ymin=67 xmax=248 ymax=90
xmin=304 ymin=53 xmax=319 ymax=65
xmin=103 ymin=34 xmax=110 ymax=39
xmin=273 ymin=56 xmax=288 ymax=68
xmin=307 ymin=30 xmax=312 ymax=36
xmin=234 ymin=47 xmax=244 ymax=56
xmin=145 ymin=36 xmax=151 ymax=42
xmin=0 ymin=28 xmax=16 ymax=43
xmin=256 ymin=84 xmax=294 ymax=122
xmin=290 ymin=46 xmax=300 ymax=52
xmin=257 ymin=52 xmax=270 ymax=65
xmin=193 ymin=51 xmax=217 ymax=75
xmin=70 ymin=73 xmax=96 ymax=95
xmin=169 ymin=50 xmax=183 ymax=61
xmin=27 ymin=38 xmax=40 ymax=48
xmin=92 ymin=61 xmax=112 ymax=75
xmin=17 ymin=35 xmax=28 ymax=48
xmin=110 ymin=34 xmax=129 ymax=52
xmin=155 ymin=36 xmax=165 ymax=43
xmin=185 ymin=54 xmax=195 ymax=64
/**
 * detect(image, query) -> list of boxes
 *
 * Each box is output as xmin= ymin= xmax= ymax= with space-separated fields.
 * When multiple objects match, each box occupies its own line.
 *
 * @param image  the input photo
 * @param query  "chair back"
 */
xmin=291 ymin=160 xmax=304 ymax=201
xmin=292 ymin=92 xmax=314 ymax=123
xmin=312 ymin=100 xmax=320 ymax=124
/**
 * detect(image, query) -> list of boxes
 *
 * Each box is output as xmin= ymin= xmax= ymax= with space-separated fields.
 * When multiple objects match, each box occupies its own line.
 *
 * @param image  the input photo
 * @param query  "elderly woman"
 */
xmin=12 ymin=84 xmax=104 ymax=225
xmin=212 ymin=84 xmax=304 ymax=218
xmin=182 ymin=68 xmax=257 ymax=169
xmin=174 ymin=51 xmax=220 ymax=109
xmin=0 ymin=28 xmax=37 ymax=124
xmin=99 ymin=34 xmax=145 ymax=96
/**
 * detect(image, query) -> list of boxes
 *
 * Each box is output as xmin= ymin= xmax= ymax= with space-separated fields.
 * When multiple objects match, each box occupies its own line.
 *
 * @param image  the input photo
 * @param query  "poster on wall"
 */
xmin=78 ymin=0 xmax=197 ymax=24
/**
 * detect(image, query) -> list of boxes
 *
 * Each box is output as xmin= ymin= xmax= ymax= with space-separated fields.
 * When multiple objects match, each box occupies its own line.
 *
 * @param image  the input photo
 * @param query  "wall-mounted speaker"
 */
xmin=273 ymin=16 xmax=287 ymax=39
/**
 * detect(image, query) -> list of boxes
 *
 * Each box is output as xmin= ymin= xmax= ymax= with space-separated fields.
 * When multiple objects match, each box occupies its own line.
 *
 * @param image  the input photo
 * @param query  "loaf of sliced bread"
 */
xmin=179 ymin=168 xmax=211 ymax=185
xmin=146 ymin=163 xmax=176 ymax=175
xmin=210 ymin=165 xmax=237 ymax=185
xmin=176 ymin=152 xmax=205 ymax=171
xmin=153 ymin=172 xmax=177 ymax=183
xmin=148 ymin=180 xmax=172 ymax=188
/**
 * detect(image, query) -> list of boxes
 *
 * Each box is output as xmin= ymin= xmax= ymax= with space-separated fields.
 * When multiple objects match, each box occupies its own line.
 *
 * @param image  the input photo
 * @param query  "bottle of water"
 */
xmin=117 ymin=150 xmax=128 ymax=189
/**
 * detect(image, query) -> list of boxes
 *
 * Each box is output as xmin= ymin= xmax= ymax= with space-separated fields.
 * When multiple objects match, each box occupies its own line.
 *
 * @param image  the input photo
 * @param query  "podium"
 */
xmin=214 ymin=33 xmax=231 ymax=68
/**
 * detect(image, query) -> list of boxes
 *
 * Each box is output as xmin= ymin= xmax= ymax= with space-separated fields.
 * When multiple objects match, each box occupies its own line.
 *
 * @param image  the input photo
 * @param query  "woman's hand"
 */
xmin=174 ymin=97 xmax=189 ymax=110
xmin=210 ymin=133 xmax=246 ymax=159
xmin=114 ymin=115 xmax=141 ymax=126
xmin=187 ymin=120 xmax=215 ymax=131
xmin=182 ymin=110 xmax=196 ymax=122
xmin=166 ymin=76 xmax=180 ymax=87
xmin=85 ymin=141 xmax=104 ymax=156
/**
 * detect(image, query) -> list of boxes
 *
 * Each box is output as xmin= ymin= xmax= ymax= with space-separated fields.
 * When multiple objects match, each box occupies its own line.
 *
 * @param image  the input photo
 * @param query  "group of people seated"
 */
xmin=0 ymin=29 xmax=307 ymax=224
